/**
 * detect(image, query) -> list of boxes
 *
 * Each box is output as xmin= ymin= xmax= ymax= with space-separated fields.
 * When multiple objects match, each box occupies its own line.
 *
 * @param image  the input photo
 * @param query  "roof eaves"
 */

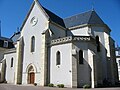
xmin=68 ymin=24 xmax=88 ymax=30
xmin=10 ymin=31 xmax=20 ymax=39
xmin=0 ymin=37 xmax=13 ymax=42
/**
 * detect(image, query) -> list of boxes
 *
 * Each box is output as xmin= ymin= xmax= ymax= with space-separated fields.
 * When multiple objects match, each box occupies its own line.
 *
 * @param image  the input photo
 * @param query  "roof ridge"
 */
xmin=64 ymin=10 xmax=93 ymax=20
xmin=87 ymin=11 xmax=94 ymax=24
xmin=35 ymin=0 xmax=50 ymax=19
xmin=42 ymin=7 xmax=63 ymax=20
xmin=88 ymin=10 xmax=105 ymax=24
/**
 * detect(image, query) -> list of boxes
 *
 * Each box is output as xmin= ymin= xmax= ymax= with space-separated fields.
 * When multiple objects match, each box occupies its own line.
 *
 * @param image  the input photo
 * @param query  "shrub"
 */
xmin=48 ymin=83 xmax=54 ymax=87
xmin=57 ymin=84 xmax=60 ymax=87
xmin=60 ymin=84 xmax=64 ymax=88
xmin=34 ymin=83 xmax=37 ymax=86
xmin=4 ymin=81 xmax=7 ymax=84
xmin=83 ymin=84 xmax=91 ymax=89
xmin=17 ymin=83 xmax=21 ymax=85
xmin=57 ymin=84 xmax=64 ymax=88
xmin=103 ymin=78 xmax=111 ymax=87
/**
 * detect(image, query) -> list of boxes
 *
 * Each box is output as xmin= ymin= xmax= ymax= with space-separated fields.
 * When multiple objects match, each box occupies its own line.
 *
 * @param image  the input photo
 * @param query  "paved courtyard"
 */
xmin=0 ymin=84 xmax=120 ymax=90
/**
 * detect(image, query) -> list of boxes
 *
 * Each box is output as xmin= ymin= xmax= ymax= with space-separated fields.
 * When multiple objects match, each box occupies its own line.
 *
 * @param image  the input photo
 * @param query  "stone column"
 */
xmin=40 ymin=33 xmax=48 ymax=86
xmin=15 ymin=37 xmax=24 ymax=84
xmin=72 ymin=56 xmax=77 ymax=88
xmin=109 ymin=56 xmax=116 ymax=85
xmin=72 ymin=45 xmax=77 ymax=88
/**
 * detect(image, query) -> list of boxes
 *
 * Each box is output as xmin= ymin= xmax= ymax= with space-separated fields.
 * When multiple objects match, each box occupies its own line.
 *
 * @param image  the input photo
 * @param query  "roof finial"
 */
xmin=17 ymin=27 xmax=19 ymax=32
xmin=92 ymin=1 xmax=95 ymax=11
xmin=116 ymin=43 xmax=119 ymax=50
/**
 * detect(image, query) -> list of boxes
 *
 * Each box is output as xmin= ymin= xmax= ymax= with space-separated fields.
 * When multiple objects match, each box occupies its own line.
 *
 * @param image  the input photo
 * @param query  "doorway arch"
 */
xmin=27 ymin=65 xmax=35 ymax=84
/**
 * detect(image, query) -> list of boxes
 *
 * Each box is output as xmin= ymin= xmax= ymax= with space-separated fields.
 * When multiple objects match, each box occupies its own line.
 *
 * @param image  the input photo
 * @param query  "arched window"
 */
xmin=96 ymin=36 xmax=100 ymax=52
xmin=11 ymin=58 xmax=13 ymax=67
xmin=79 ymin=50 xmax=83 ymax=64
xmin=56 ymin=51 xmax=60 ymax=65
xmin=31 ymin=36 xmax=35 ymax=52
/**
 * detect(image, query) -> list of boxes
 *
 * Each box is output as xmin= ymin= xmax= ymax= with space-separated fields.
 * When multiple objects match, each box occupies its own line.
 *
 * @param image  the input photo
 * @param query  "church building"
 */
xmin=0 ymin=0 xmax=118 ymax=88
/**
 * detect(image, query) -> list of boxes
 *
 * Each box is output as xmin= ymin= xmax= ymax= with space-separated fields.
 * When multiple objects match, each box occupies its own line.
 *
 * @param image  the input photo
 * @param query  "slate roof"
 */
xmin=63 ymin=10 xmax=105 ymax=28
xmin=11 ymin=32 xmax=21 ymax=43
xmin=0 ymin=37 xmax=13 ymax=42
xmin=43 ymin=8 xmax=105 ymax=29
xmin=42 ymin=7 xmax=66 ymax=28
xmin=0 ymin=37 xmax=14 ymax=49
xmin=20 ymin=1 xmax=105 ymax=30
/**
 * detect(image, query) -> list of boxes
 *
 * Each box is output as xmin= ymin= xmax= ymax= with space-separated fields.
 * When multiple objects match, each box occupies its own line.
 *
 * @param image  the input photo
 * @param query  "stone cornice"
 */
xmin=51 ymin=36 xmax=95 ymax=46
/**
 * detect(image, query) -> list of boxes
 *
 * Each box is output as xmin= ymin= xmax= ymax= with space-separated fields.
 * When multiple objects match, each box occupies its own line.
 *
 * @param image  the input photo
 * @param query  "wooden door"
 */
xmin=30 ymin=72 xmax=35 ymax=84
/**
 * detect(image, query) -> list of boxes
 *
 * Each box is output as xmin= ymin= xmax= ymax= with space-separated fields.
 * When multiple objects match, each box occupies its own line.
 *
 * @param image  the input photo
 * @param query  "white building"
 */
xmin=116 ymin=47 xmax=120 ymax=81
xmin=0 ymin=0 xmax=118 ymax=88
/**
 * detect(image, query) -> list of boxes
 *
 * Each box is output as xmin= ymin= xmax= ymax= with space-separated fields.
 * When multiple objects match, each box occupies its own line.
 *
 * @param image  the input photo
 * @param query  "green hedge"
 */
xmin=57 ymin=84 xmax=64 ymax=88
xmin=83 ymin=84 xmax=91 ymax=89
xmin=48 ymin=83 xmax=54 ymax=87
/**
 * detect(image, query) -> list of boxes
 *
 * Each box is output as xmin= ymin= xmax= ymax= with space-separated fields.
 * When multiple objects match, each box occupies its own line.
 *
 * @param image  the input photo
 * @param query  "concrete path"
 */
xmin=0 ymin=84 xmax=120 ymax=90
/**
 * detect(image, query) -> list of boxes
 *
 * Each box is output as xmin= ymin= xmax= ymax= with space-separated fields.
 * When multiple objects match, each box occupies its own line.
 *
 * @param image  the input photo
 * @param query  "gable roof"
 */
xmin=20 ymin=0 xmax=106 ymax=31
xmin=63 ymin=10 xmax=105 ymax=28
xmin=20 ymin=0 xmax=65 ymax=31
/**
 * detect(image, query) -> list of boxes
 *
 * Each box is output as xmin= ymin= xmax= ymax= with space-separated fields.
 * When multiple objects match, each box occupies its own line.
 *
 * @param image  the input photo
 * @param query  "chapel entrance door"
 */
xmin=30 ymin=72 xmax=35 ymax=84
xmin=27 ymin=65 xmax=35 ymax=84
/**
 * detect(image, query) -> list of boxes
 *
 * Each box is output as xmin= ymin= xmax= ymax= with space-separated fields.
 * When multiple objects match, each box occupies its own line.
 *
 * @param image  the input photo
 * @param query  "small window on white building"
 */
xmin=4 ymin=41 xmax=8 ymax=48
xmin=56 ymin=51 xmax=60 ymax=65
xmin=11 ymin=58 xmax=13 ymax=67
xmin=118 ymin=50 xmax=120 ymax=55
xmin=79 ymin=50 xmax=83 ymax=64
xmin=119 ymin=60 xmax=120 ymax=66
xmin=31 ymin=36 xmax=35 ymax=52
xmin=96 ymin=36 xmax=100 ymax=52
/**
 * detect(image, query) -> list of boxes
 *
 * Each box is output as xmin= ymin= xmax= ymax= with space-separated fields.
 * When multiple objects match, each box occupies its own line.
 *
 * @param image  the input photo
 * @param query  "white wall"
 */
xmin=0 ymin=63 xmax=1 ymax=82
xmin=21 ymin=2 xmax=49 ymax=85
xmin=50 ymin=43 xmax=72 ymax=87
xmin=0 ymin=62 xmax=2 ymax=74
xmin=0 ymin=63 xmax=1 ymax=71
xmin=116 ymin=51 xmax=120 ymax=81
xmin=5 ymin=52 xmax=16 ymax=84
xmin=68 ymin=27 xmax=89 ymax=36
xmin=116 ymin=57 xmax=120 ymax=80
